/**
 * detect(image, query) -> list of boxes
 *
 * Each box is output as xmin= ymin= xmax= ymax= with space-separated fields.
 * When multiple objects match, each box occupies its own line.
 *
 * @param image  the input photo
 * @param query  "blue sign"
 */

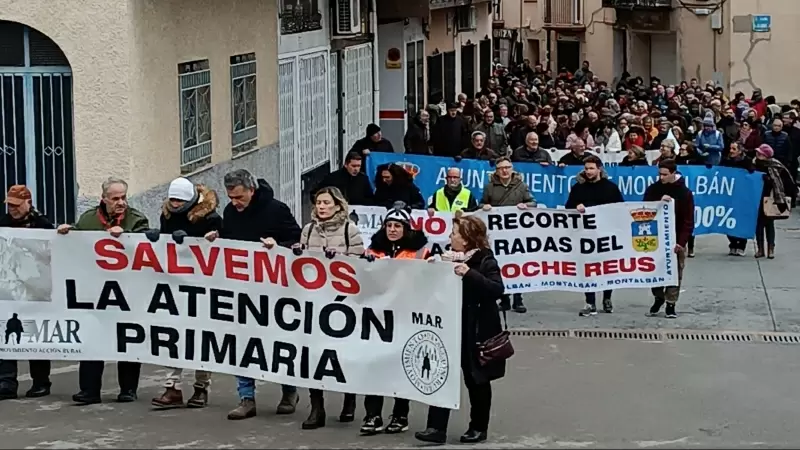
xmin=752 ymin=15 xmax=771 ymax=32
xmin=367 ymin=153 xmax=764 ymax=239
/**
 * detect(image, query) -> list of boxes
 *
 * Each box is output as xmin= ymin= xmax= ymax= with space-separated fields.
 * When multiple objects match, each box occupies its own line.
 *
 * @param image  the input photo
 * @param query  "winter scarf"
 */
xmin=440 ymin=248 xmax=479 ymax=262
xmin=764 ymin=159 xmax=789 ymax=205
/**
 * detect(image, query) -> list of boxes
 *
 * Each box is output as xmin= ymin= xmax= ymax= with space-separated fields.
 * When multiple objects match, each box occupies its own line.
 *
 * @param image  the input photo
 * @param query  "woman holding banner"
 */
xmin=416 ymin=215 xmax=507 ymax=445
xmin=753 ymin=144 xmax=797 ymax=259
xmin=360 ymin=201 xmax=430 ymax=436
xmin=296 ymin=186 xmax=365 ymax=430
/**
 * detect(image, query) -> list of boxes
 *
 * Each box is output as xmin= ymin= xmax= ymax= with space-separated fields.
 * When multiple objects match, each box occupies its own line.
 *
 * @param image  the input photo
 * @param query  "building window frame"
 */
xmin=230 ymin=53 xmax=258 ymax=156
xmin=178 ymin=59 xmax=212 ymax=174
xmin=456 ymin=5 xmax=477 ymax=31
xmin=280 ymin=0 xmax=324 ymax=35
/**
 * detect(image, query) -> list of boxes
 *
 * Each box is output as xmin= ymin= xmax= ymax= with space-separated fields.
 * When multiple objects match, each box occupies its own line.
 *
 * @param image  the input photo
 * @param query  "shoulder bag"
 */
xmin=762 ymin=190 xmax=792 ymax=220
xmin=476 ymin=309 xmax=515 ymax=366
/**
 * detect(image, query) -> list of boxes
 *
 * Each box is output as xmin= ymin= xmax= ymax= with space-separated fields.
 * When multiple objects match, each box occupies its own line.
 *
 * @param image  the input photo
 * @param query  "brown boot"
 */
xmin=755 ymin=246 xmax=765 ymax=258
xmin=227 ymin=399 xmax=256 ymax=420
xmin=768 ymin=245 xmax=775 ymax=259
xmin=151 ymin=387 xmax=183 ymax=409
xmin=186 ymin=386 xmax=208 ymax=408
xmin=276 ymin=390 xmax=299 ymax=414
xmin=301 ymin=395 xmax=326 ymax=430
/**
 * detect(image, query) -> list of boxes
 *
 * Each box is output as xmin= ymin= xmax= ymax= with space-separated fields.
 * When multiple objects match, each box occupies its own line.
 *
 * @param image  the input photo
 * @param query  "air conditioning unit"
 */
xmin=456 ymin=6 xmax=478 ymax=31
xmin=334 ymin=0 xmax=361 ymax=35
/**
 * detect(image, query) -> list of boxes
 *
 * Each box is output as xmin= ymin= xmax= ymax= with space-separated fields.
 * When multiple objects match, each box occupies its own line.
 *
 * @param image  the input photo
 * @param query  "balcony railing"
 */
xmin=604 ymin=0 xmax=672 ymax=9
xmin=542 ymin=0 xmax=584 ymax=28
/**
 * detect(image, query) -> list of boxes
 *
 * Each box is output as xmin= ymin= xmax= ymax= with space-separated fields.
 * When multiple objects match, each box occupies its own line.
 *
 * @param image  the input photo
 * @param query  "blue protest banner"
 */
xmin=367 ymin=153 xmax=763 ymax=239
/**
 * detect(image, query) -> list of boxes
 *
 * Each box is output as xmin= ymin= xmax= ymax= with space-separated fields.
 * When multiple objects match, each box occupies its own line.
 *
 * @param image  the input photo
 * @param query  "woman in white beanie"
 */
xmin=149 ymin=177 xmax=222 ymax=410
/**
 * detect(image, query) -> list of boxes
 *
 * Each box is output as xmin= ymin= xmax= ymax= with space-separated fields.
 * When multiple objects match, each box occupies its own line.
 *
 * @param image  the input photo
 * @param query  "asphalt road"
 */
xmin=3 ymin=218 xmax=800 ymax=448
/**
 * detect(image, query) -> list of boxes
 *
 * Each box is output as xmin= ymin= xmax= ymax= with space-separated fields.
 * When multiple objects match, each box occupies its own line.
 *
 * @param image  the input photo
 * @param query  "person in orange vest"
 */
xmin=360 ymin=201 xmax=430 ymax=436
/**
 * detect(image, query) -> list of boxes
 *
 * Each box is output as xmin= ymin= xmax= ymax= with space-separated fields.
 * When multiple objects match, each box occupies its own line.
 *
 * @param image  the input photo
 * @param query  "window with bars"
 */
xmin=280 ymin=0 xmax=323 ymax=34
xmin=230 ymin=53 xmax=258 ymax=156
xmin=178 ymin=59 xmax=212 ymax=174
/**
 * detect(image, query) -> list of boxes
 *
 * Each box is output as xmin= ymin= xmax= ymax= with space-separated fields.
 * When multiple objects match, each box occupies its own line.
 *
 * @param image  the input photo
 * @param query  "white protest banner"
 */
xmin=0 ymin=230 xmax=462 ymax=409
xmin=352 ymin=201 xmax=678 ymax=293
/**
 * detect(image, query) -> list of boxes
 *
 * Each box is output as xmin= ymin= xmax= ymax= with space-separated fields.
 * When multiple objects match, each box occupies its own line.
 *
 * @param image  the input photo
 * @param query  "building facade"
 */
xmin=376 ymin=0 xmax=494 ymax=149
xmin=0 ymin=0 xmax=281 ymax=224
xmin=494 ymin=0 xmax=800 ymax=100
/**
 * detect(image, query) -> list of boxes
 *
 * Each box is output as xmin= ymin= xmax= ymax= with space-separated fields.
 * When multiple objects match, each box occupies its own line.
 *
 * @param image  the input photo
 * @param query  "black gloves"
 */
xmin=292 ymin=246 xmax=304 ymax=256
xmin=360 ymin=253 xmax=376 ymax=262
xmin=172 ymin=230 xmax=188 ymax=244
xmin=324 ymin=248 xmax=337 ymax=259
xmin=144 ymin=229 xmax=160 ymax=243
xmin=453 ymin=155 xmax=463 ymax=162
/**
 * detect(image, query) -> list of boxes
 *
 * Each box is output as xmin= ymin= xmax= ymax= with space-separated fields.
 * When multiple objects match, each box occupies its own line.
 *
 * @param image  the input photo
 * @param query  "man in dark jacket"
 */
xmin=720 ymin=143 xmax=754 ymax=255
xmin=209 ymin=169 xmax=301 ymax=420
xmin=648 ymin=118 xmax=671 ymax=151
xmin=404 ymin=110 xmax=431 ymax=155
xmin=762 ymin=118 xmax=793 ymax=168
xmin=511 ymin=132 xmax=553 ymax=164
xmin=312 ymin=152 xmax=374 ymax=206
xmin=643 ymin=159 xmax=694 ymax=319
xmin=480 ymin=157 xmax=536 ymax=313
xmin=350 ymin=123 xmax=395 ymax=156
xmin=57 ymin=177 xmax=150 ymax=405
xmin=558 ymin=139 xmax=590 ymax=166
xmin=432 ymin=102 xmax=470 ymax=157
xmin=149 ymin=177 xmax=221 ymax=410
xmin=564 ymin=156 xmax=624 ymax=316
xmin=0 ymin=185 xmax=53 ymax=401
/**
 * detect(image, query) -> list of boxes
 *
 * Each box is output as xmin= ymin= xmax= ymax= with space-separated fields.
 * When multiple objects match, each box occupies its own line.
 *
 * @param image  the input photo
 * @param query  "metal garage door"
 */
xmin=329 ymin=52 xmax=341 ymax=168
xmin=278 ymin=60 xmax=298 ymax=217
xmin=342 ymin=43 xmax=374 ymax=152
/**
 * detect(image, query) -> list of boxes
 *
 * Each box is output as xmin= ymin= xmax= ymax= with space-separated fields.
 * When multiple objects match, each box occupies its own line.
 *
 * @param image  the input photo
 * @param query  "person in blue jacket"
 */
xmin=694 ymin=117 xmax=724 ymax=165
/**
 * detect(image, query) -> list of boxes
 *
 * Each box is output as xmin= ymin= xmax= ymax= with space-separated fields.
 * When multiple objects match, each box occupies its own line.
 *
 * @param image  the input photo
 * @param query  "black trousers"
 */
xmin=585 ymin=290 xmax=613 ymax=305
xmin=309 ymin=388 xmax=356 ymax=405
xmin=500 ymin=293 xmax=523 ymax=306
xmin=727 ymin=236 xmax=748 ymax=250
xmin=688 ymin=235 xmax=695 ymax=252
xmin=364 ymin=395 xmax=410 ymax=418
xmin=426 ymin=368 xmax=492 ymax=433
xmin=78 ymin=361 xmax=141 ymax=394
xmin=0 ymin=359 xmax=51 ymax=390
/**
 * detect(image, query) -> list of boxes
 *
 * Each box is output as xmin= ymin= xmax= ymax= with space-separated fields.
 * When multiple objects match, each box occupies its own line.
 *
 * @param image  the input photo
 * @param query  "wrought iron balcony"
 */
xmin=429 ymin=0 xmax=489 ymax=10
xmin=542 ymin=0 xmax=584 ymax=29
xmin=604 ymin=0 xmax=672 ymax=9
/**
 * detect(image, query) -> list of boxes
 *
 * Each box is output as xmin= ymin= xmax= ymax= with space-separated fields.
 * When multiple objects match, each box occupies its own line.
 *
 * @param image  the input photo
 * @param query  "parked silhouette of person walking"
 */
xmin=5 ymin=314 xmax=22 ymax=345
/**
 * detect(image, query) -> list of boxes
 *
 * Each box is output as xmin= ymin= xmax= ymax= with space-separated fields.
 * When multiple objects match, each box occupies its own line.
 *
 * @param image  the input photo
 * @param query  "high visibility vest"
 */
xmin=434 ymin=187 xmax=471 ymax=212
xmin=367 ymin=247 xmax=430 ymax=259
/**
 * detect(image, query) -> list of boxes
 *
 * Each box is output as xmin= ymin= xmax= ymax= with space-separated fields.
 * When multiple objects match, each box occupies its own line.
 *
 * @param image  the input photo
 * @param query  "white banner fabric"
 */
xmin=352 ymin=201 xmax=678 ymax=293
xmin=0 ymin=230 xmax=462 ymax=409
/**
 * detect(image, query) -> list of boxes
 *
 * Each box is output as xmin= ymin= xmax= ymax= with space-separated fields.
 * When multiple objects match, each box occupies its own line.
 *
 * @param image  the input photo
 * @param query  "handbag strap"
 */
xmin=501 ymin=309 xmax=508 ymax=331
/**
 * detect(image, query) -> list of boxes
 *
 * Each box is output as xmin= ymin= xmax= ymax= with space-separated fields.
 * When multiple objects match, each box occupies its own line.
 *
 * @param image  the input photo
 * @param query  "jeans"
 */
xmin=164 ymin=367 xmax=211 ymax=389
xmin=79 ymin=360 xmax=140 ymax=394
xmin=426 ymin=367 xmax=493 ymax=433
xmin=727 ymin=236 xmax=747 ymax=251
xmin=651 ymin=248 xmax=686 ymax=305
xmin=756 ymin=213 xmax=776 ymax=248
xmin=364 ymin=395 xmax=410 ymax=418
xmin=584 ymin=290 xmax=612 ymax=306
xmin=0 ymin=359 xmax=51 ymax=391
xmin=236 ymin=376 xmax=296 ymax=400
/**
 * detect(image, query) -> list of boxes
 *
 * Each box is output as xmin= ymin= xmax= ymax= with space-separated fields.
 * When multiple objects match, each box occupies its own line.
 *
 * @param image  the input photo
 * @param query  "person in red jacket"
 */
xmin=642 ymin=159 xmax=694 ymax=319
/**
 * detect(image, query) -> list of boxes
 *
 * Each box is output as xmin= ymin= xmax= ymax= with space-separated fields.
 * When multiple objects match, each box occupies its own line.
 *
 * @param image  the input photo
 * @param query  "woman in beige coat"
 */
xmin=295 ymin=186 xmax=365 ymax=430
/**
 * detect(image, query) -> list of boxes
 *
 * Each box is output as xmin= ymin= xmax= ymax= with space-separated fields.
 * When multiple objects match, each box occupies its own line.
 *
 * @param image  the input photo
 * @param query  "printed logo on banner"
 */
xmin=630 ymin=207 xmax=659 ymax=253
xmin=402 ymin=330 xmax=450 ymax=395
xmin=395 ymin=162 xmax=420 ymax=179
xmin=0 ymin=313 xmax=82 ymax=347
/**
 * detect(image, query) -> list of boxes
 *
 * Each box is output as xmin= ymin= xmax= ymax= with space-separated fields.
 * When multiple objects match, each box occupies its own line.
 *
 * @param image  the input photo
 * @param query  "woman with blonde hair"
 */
xmin=619 ymin=144 xmax=648 ymax=166
xmin=294 ymin=186 xmax=365 ymax=430
xmin=416 ymin=215 xmax=508 ymax=445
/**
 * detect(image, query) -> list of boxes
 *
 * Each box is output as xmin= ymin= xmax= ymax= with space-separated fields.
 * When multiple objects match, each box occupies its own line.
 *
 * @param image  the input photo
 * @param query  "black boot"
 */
xmin=72 ymin=390 xmax=101 ymax=405
xmin=511 ymin=295 xmax=527 ymax=313
xmin=25 ymin=383 xmax=51 ymax=398
xmin=415 ymin=427 xmax=447 ymax=444
xmin=646 ymin=298 xmax=665 ymax=317
xmin=339 ymin=393 xmax=356 ymax=422
xmin=117 ymin=389 xmax=137 ymax=403
xmin=302 ymin=394 xmax=326 ymax=430
xmin=0 ymin=386 xmax=17 ymax=401
xmin=460 ymin=429 xmax=488 ymax=443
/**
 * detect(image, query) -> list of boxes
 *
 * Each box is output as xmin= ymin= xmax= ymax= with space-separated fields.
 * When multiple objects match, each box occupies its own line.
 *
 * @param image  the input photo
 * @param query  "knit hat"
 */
xmin=384 ymin=201 xmax=412 ymax=226
xmin=168 ymin=177 xmax=197 ymax=202
xmin=756 ymin=144 xmax=774 ymax=158
xmin=702 ymin=117 xmax=715 ymax=126
xmin=365 ymin=123 xmax=381 ymax=138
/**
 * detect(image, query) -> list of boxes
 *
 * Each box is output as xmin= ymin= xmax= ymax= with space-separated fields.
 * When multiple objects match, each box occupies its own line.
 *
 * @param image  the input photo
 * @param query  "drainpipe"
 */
xmin=371 ymin=0 xmax=380 ymax=123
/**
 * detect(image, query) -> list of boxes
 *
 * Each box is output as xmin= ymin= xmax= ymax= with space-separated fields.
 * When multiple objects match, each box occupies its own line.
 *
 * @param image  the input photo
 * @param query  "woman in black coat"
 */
xmin=415 ymin=215 xmax=506 ymax=445
xmin=373 ymin=163 xmax=426 ymax=210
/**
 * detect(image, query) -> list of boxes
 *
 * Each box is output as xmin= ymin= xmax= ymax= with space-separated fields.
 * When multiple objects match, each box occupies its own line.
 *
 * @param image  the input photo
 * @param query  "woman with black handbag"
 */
xmin=415 ymin=215 xmax=511 ymax=445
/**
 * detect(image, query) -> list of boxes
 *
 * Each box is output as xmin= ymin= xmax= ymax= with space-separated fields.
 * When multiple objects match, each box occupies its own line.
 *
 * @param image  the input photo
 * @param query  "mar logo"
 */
xmin=0 ymin=313 xmax=82 ymax=345
xmin=630 ymin=207 xmax=659 ymax=253
xmin=401 ymin=330 xmax=449 ymax=395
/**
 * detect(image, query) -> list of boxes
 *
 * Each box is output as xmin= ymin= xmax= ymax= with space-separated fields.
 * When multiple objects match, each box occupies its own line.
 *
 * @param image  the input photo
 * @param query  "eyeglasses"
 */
xmin=496 ymin=165 xmax=513 ymax=170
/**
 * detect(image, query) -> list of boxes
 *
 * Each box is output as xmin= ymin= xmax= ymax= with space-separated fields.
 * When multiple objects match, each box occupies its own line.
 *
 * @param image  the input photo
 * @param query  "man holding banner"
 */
xmin=643 ymin=159 xmax=695 ymax=319
xmin=564 ymin=156 xmax=624 ymax=316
